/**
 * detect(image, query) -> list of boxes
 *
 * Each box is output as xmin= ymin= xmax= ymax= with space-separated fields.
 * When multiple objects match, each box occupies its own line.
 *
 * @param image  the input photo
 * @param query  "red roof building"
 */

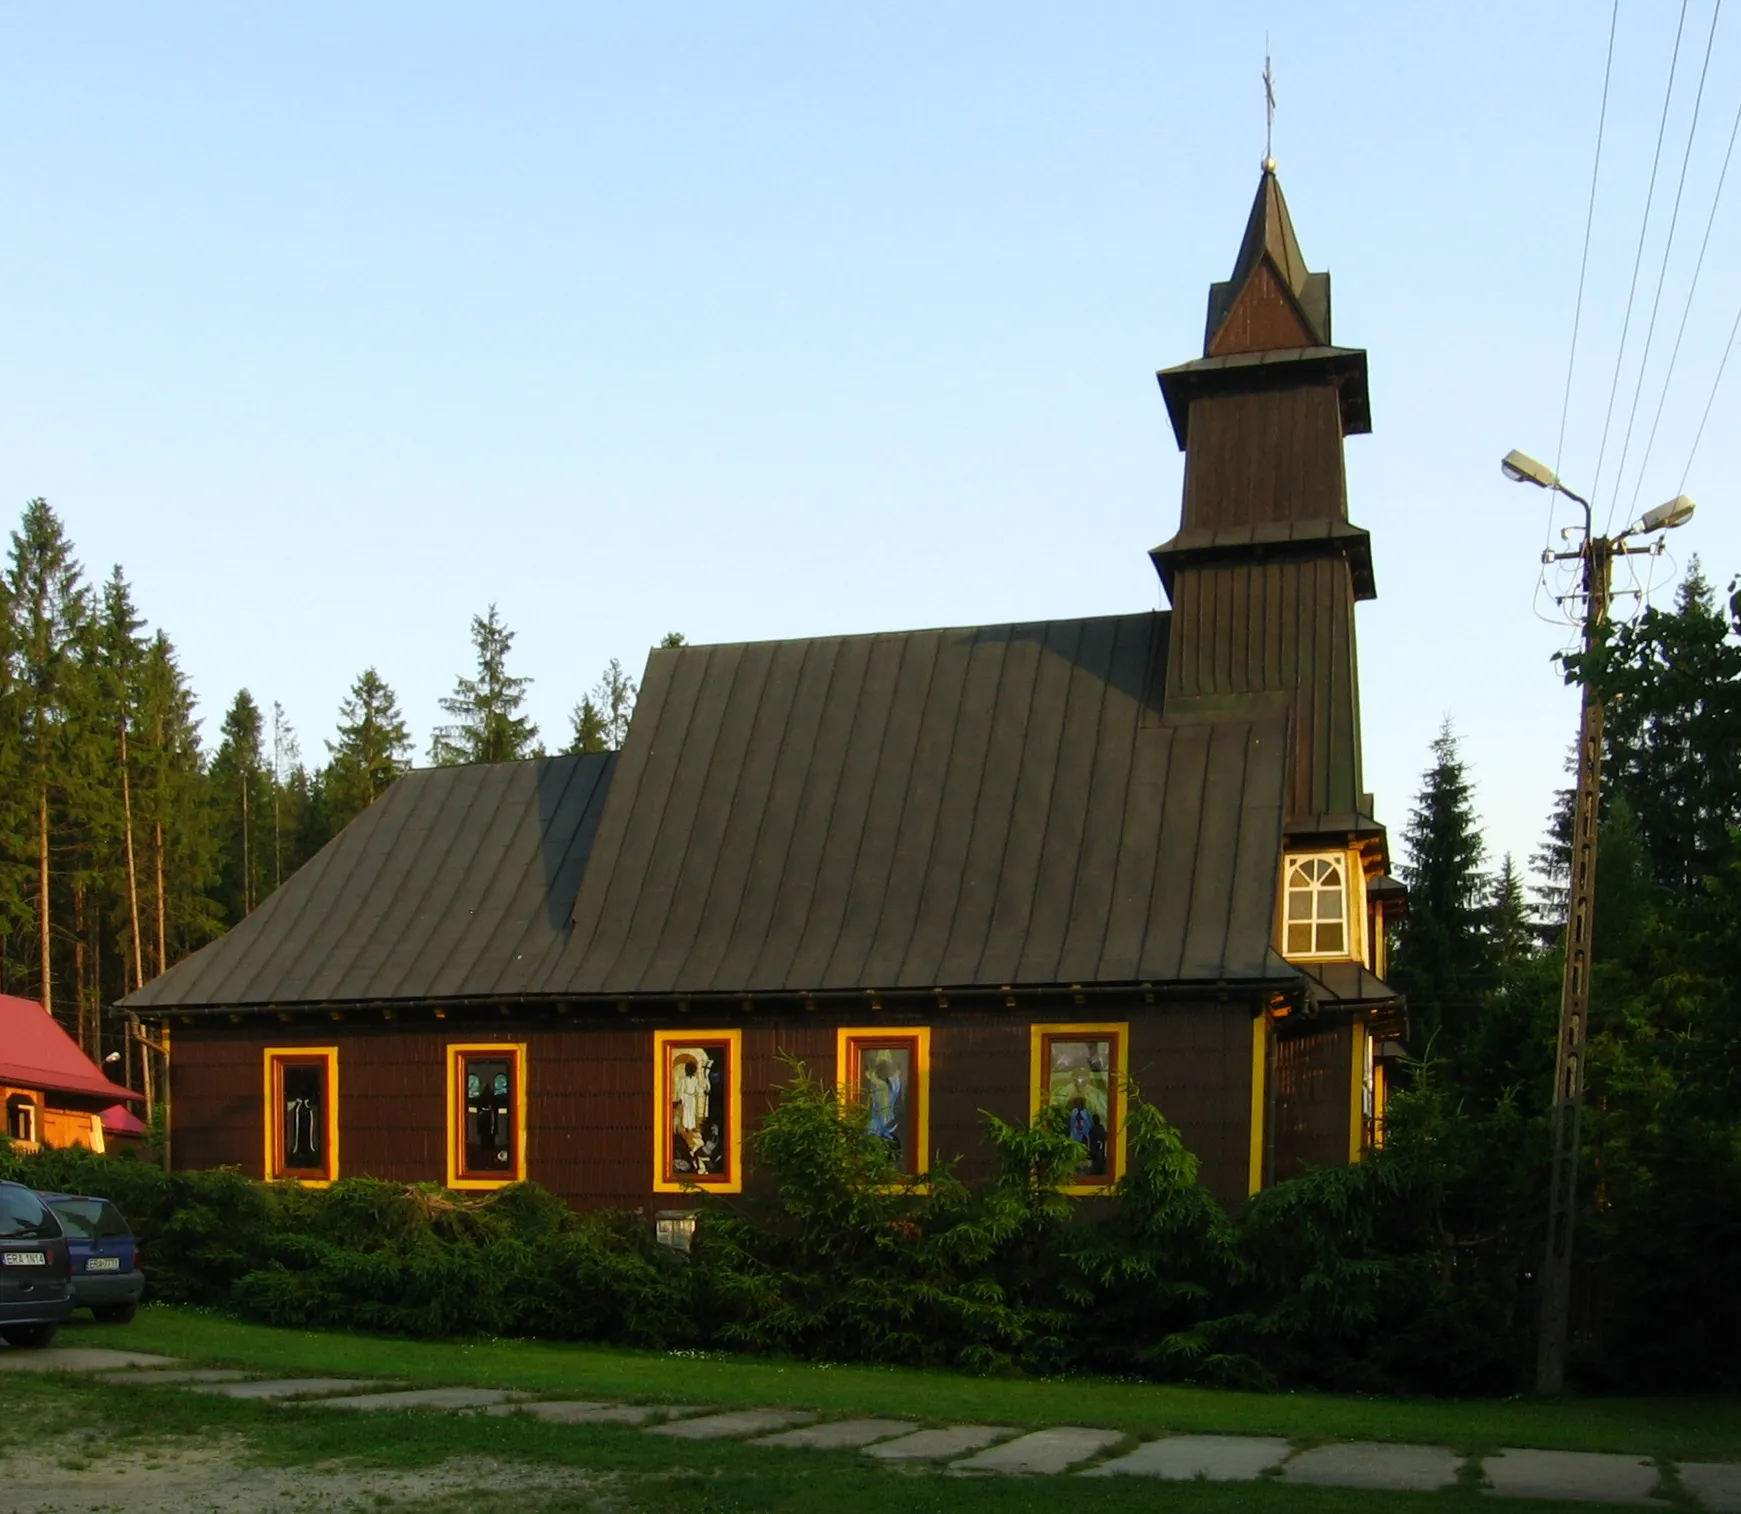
xmin=0 ymin=994 xmax=141 ymax=1154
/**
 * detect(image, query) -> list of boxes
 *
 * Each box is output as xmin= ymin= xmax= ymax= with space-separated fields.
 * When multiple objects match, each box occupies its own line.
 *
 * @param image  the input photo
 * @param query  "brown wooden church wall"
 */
xmin=1180 ymin=387 xmax=1345 ymax=531
xmin=1270 ymin=1020 xmax=1355 ymax=1181
xmin=169 ymin=1000 xmax=1275 ymax=1216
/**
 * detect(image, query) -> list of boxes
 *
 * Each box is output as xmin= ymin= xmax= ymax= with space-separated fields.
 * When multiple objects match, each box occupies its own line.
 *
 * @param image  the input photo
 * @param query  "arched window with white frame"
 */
xmin=1282 ymin=852 xmax=1354 ymax=960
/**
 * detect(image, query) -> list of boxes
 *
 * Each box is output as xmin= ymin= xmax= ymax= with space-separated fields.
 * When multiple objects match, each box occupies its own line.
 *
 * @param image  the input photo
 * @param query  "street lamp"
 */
xmin=1502 ymin=449 xmax=1696 ymax=1396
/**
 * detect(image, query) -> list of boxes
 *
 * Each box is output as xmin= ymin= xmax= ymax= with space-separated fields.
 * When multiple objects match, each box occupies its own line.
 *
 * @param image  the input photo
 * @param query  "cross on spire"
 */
xmin=1263 ymin=46 xmax=1276 ymax=170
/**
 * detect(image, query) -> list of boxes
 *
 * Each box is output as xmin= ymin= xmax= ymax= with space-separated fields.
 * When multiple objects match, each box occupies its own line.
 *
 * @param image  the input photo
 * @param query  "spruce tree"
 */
xmin=6 ymin=499 xmax=91 ymax=1020
xmin=95 ymin=568 xmax=151 ymax=996
xmin=136 ymin=631 xmax=218 ymax=973
xmin=566 ymin=696 xmax=609 ymax=755
xmin=324 ymin=668 xmax=411 ymax=826
xmin=1488 ymin=853 xmax=1533 ymax=971
xmin=209 ymin=690 xmax=272 ymax=923
xmin=429 ymin=606 xmax=539 ymax=765
xmin=1390 ymin=719 xmax=1492 ymax=1053
xmin=0 ymin=561 xmax=23 ymax=990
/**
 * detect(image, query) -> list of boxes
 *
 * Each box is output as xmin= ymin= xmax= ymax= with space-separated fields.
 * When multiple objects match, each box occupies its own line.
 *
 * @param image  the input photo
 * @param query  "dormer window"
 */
xmin=1283 ymin=852 xmax=1355 ymax=960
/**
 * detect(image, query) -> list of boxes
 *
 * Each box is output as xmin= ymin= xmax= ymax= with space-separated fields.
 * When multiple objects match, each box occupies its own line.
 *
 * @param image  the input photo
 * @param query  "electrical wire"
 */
xmin=1590 ymin=0 xmax=1692 ymax=530
xmin=1611 ymin=0 xmax=1725 ymax=527
xmin=1679 ymin=298 xmax=1741 ymax=491
xmin=1630 ymin=72 xmax=1741 ymax=517
xmin=1552 ymin=0 xmax=1622 ymax=533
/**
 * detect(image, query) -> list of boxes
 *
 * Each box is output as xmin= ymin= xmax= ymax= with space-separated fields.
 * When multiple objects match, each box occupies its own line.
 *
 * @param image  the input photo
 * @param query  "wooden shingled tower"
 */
xmin=1152 ymin=164 xmax=1378 ymax=836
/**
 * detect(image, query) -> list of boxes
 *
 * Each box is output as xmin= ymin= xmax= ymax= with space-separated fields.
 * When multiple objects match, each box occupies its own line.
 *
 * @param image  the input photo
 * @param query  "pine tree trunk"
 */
xmin=74 ymin=882 xmax=89 ymax=1052
xmin=120 ymin=723 xmax=146 ymax=989
xmin=154 ymin=819 xmax=167 ymax=977
xmin=241 ymin=770 xmax=252 ymax=914
xmin=38 ymin=783 xmax=52 ymax=1018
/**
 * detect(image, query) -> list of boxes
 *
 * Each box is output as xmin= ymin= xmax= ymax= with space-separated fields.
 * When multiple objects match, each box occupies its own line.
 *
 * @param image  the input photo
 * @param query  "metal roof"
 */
xmin=124 ymin=614 xmax=1298 ymax=1011
xmin=0 ymin=993 xmax=141 ymax=1102
xmin=527 ymin=612 xmax=1293 ymax=997
xmin=124 ymin=753 xmax=615 ymax=1009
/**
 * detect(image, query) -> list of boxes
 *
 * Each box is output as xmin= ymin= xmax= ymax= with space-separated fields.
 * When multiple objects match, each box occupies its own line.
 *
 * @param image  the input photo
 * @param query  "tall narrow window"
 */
xmin=446 ymin=1043 xmax=527 ymax=1189
xmin=263 ymin=1048 xmax=338 ymax=1184
xmin=837 ymin=1027 xmax=931 ymax=1178
xmin=1029 ymin=1023 xmax=1128 ymax=1193
xmin=653 ymin=1029 xmax=742 ymax=1194
xmin=1282 ymin=852 xmax=1356 ymax=960
xmin=6 ymin=1094 xmax=39 ymax=1146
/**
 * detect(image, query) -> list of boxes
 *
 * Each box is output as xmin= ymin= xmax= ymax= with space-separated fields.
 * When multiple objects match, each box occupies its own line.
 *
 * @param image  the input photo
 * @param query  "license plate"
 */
xmin=86 ymin=1256 xmax=121 ymax=1272
xmin=3 ymin=1251 xmax=46 ymax=1267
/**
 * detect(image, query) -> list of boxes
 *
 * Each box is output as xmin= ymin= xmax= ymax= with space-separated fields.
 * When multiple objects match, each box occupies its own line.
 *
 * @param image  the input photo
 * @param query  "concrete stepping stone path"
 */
xmin=755 ymin=1419 xmax=918 ymax=1450
xmin=317 ymin=1386 xmax=531 ymax=1411
xmin=489 ymin=1401 xmax=715 ymax=1426
xmin=1484 ymin=1448 xmax=1664 ymax=1505
xmin=0 ymin=1347 xmax=181 ymax=1372
xmin=1681 ymin=1463 xmax=1741 ymax=1514
xmin=651 ymin=1408 xmax=816 ymax=1439
xmin=1283 ymin=1441 xmax=1464 ymax=1492
xmin=952 ymin=1426 xmax=1125 ymax=1475
xmin=199 ymin=1377 xmax=396 ymax=1400
xmin=1083 ymin=1433 xmax=1291 ymax=1481
xmin=49 ymin=1354 xmax=1727 ymax=1507
xmin=864 ymin=1426 xmax=1018 ymax=1462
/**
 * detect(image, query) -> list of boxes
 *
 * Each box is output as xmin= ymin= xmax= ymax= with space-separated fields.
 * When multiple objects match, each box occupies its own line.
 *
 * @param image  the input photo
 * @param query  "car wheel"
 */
xmin=0 ymin=1323 xmax=60 ymax=1349
xmin=93 ymin=1303 xmax=138 ymax=1325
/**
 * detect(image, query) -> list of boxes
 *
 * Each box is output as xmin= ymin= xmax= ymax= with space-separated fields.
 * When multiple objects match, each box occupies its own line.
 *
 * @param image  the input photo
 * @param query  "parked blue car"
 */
xmin=0 ymin=1179 xmax=72 ymax=1348
xmin=37 ymin=1192 xmax=144 ymax=1325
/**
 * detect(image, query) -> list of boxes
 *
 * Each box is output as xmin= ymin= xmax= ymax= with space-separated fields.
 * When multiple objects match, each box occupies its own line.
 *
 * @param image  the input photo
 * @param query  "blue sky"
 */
xmin=3 ymin=3 xmax=1736 ymax=878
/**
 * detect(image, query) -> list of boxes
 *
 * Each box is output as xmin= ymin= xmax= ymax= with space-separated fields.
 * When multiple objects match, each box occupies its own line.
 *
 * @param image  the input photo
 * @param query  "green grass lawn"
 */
xmin=0 ymin=1368 xmax=1699 ymax=1514
xmin=67 ymin=1304 xmax=1741 ymax=1464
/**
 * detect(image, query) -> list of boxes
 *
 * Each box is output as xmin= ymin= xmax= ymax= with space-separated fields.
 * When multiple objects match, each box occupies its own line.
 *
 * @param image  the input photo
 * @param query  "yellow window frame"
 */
xmin=1029 ymin=1022 xmax=1129 ymax=1195
xmin=836 ymin=1025 xmax=932 ymax=1181
xmin=652 ymin=1028 xmax=743 ymax=1195
xmin=262 ymin=1046 xmax=339 ymax=1187
xmin=445 ymin=1042 xmax=528 ymax=1190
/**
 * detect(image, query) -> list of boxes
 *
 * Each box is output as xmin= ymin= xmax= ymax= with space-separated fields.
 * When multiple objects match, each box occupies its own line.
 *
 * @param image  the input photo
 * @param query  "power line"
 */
xmin=1590 ymin=0 xmax=1691 ymax=531
xmin=1551 ymin=0 xmax=1622 ymax=550
xmin=1611 ymin=0 xmax=1724 ymax=526
xmin=1680 ymin=298 xmax=1741 ymax=492
xmin=1632 ymin=64 xmax=1741 ymax=515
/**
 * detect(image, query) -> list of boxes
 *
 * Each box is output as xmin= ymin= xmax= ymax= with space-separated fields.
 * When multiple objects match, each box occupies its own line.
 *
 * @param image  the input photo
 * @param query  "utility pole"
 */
xmin=1502 ymin=449 xmax=1697 ymax=1396
xmin=1536 ymin=524 xmax=1609 ymax=1397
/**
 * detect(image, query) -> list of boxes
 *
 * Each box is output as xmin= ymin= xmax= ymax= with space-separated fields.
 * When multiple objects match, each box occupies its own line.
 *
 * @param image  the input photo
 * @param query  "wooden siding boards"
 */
xmin=171 ymin=1004 xmax=1261 ymax=1214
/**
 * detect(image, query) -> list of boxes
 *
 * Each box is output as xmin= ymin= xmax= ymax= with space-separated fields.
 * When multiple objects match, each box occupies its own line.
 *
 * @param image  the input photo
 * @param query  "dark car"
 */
xmin=37 ymin=1193 xmax=145 ymax=1324
xmin=0 ymin=1179 xmax=72 ymax=1348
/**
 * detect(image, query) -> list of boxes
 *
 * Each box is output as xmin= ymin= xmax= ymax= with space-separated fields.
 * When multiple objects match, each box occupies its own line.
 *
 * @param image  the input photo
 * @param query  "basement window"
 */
xmin=1282 ymin=852 xmax=1359 ymax=960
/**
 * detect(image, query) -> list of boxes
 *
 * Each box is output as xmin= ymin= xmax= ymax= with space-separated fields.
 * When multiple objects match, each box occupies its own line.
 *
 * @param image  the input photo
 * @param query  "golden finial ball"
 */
xmin=1263 ymin=156 xmax=1277 ymax=173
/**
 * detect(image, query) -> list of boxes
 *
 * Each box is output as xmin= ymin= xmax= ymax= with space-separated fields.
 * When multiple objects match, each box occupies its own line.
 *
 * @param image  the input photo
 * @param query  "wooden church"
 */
xmin=125 ymin=166 xmax=1404 ymax=1217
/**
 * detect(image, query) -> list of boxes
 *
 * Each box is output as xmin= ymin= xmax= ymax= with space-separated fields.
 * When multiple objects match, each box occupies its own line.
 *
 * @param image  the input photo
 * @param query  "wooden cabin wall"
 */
xmin=1270 ymin=1020 xmax=1356 ymax=1180
xmin=169 ymin=1001 xmax=1267 ymax=1216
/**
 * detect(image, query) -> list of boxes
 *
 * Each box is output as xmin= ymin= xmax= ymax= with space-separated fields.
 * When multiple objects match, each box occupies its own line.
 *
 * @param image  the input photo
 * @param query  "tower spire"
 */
xmin=1202 ymin=164 xmax=1331 ymax=356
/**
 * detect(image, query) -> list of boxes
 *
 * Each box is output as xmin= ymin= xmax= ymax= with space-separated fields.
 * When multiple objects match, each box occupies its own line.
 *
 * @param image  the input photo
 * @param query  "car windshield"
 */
xmin=48 ymin=1197 xmax=129 ymax=1240
xmin=0 ymin=1185 xmax=59 ymax=1241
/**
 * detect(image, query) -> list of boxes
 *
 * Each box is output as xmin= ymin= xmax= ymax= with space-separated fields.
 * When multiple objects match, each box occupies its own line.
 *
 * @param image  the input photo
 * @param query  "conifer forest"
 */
xmin=0 ymin=498 xmax=668 ymax=1081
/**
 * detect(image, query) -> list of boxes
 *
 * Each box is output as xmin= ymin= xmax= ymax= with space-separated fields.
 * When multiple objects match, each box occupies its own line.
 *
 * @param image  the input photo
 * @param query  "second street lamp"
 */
xmin=1502 ymin=448 xmax=1695 ymax=1395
